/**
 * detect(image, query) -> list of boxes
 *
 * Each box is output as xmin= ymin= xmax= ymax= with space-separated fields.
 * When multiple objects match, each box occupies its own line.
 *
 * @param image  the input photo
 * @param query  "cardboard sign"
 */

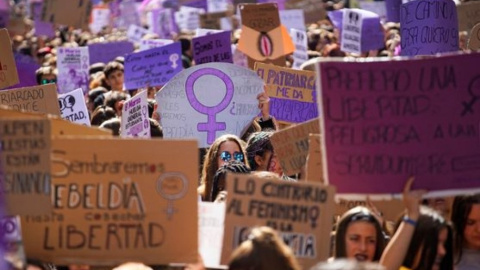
xmin=90 ymin=7 xmax=111 ymax=34
xmin=147 ymin=8 xmax=178 ymax=39
xmin=0 ymin=216 xmax=22 ymax=242
xmin=56 ymin=47 xmax=90 ymax=94
xmin=127 ymin=24 xmax=152 ymax=43
xmin=400 ymin=0 xmax=459 ymax=56
xmin=21 ymin=138 xmax=199 ymax=265
xmin=237 ymin=3 xmax=295 ymax=69
xmin=270 ymin=118 xmax=320 ymax=175
xmin=41 ymin=0 xmax=92 ymax=30
xmin=58 ymin=88 xmax=90 ymax=126
xmin=335 ymin=198 xmax=405 ymax=222
xmin=222 ymin=174 xmax=335 ymax=269
xmin=121 ymin=90 xmax=150 ymax=138
xmin=199 ymin=11 xmax=234 ymax=30
xmin=124 ymin=42 xmax=183 ymax=89
xmin=285 ymin=0 xmax=326 ymax=24
xmin=255 ymin=62 xmax=318 ymax=123
xmin=305 ymin=134 xmax=323 ymax=182
xmin=0 ymin=84 xmax=61 ymax=115
xmin=0 ymin=29 xmax=19 ymax=89
xmin=279 ymin=9 xmax=305 ymax=31
xmin=199 ymin=202 xmax=225 ymax=268
xmin=468 ymin=23 xmax=480 ymax=51
xmin=290 ymin=28 xmax=308 ymax=70
xmin=0 ymin=118 xmax=52 ymax=215
xmin=156 ymin=62 xmax=264 ymax=148
xmin=139 ymin=39 xmax=174 ymax=51
xmin=88 ymin=41 xmax=134 ymax=65
xmin=316 ymin=53 xmax=480 ymax=195
xmin=192 ymin=31 xmax=233 ymax=64
xmin=457 ymin=1 xmax=480 ymax=32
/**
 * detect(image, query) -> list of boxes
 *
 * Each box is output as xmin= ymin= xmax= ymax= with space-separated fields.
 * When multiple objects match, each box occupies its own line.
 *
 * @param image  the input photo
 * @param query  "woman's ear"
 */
xmin=254 ymin=155 xmax=264 ymax=169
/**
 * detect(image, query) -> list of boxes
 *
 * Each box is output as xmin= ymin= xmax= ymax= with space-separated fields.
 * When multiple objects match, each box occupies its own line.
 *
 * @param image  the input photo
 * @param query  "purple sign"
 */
xmin=400 ymin=0 xmax=459 ymax=56
xmin=88 ymin=41 xmax=134 ymax=64
xmin=317 ymin=53 xmax=480 ymax=195
xmin=124 ymin=42 xmax=183 ymax=89
xmin=2 ymin=53 xmax=41 ymax=89
xmin=149 ymin=8 xmax=178 ymax=39
xmin=182 ymin=0 xmax=208 ymax=10
xmin=0 ymin=9 xmax=8 ymax=28
xmin=386 ymin=0 xmax=401 ymax=23
xmin=192 ymin=31 xmax=233 ymax=64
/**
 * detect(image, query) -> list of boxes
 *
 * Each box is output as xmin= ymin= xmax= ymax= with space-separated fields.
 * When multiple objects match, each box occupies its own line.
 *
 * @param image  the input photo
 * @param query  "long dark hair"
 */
xmin=451 ymin=193 xmax=480 ymax=264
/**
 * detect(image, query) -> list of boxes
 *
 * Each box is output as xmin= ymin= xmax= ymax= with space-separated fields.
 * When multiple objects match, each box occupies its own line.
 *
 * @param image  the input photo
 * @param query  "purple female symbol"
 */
xmin=185 ymin=68 xmax=234 ymax=144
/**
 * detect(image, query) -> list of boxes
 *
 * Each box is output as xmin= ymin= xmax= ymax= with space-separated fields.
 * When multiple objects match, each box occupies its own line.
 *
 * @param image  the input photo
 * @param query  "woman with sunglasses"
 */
xmin=198 ymin=134 xmax=248 ymax=201
xmin=245 ymin=131 xmax=284 ymax=177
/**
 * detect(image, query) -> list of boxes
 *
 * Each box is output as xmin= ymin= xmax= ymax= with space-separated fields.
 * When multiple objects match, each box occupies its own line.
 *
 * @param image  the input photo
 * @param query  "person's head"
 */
xmin=334 ymin=207 xmax=385 ymax=262
xmin=90 ymin=105 xmax=116 ymax=126
xmin=103 ymin=61 xmax=124 ymax=91
xmin=228 ymin=226 xmax=301 ymax=270
xmin=149 ymin=118 xmax=163 ymax=138
xmin=87 ymin=87 xmax=108 ymax=113
xmin=35 ymin=66 xmax=57 ymax=85
xmin=398 ymin=206 xmax=454 ymax=270
xmin=112 ymin=262 xmax=152 ymax=270
xmin=99 ymin=117 xmax=121 ymax=136
xmin=104 ymin=91 xmax=128 ymax=116
xmin=246 ymin=131 xmax=282 ymax=176
xmin=451 ymin=194 xmax=480 ymax=262
xmin=210 ymin=161 xmax=250 ymax=202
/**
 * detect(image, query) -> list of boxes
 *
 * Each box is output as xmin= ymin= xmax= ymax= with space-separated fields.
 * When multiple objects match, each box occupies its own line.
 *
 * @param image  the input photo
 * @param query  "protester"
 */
xmin=103 ymin=61 xmax=125 ymax=91
xmin=210 ymin=160 xmax=250 ymax=202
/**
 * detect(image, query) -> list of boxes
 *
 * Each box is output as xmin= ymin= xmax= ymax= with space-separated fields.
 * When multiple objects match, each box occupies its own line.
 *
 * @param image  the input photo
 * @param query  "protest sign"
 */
xmin=290 ymin=28 xmax=308 ymax=70
xmin=358 ymin=0 xmax=387 ymax=22
xmin=386 ymin=0 xmax=401 ymax=23
xmin=270 ymin=118 xmax=320 ymax=175
xmin=6 ymin=53 xmax=40 ymax=89
xmin=139 ymin=39 xmax=174 ymax=51
xmin=199 ymin=11 xmax=234 ymax=30
xmin=90 ymin=7 xmax=111 ymax=34
xmin=0 ymin=118 xmax=52 ymax=215
xmin=199 ymin=202 xmax=225 ymax=268
xmin=237 ymin=3 xmax=295 ymax=69
xmin=58 ymin=88 xmax=90 ymax=126
xmin=88 ymin=41 xmax=134 ymax=65
xmin=121 ymin=90 xmax=150 ymax=138
xmin=180 ymin=0 xmax=209 ymax=11
xmin=457 ymin=1 xmax=480 ymax=32
xmin=279 ymin=9 xmax=305 ymax=31
xmin=156 ymin=62 xmax=263 ymax=148
xmin=0 ymin=29 xmax=19 ymax=89
xmin=195 ymin=28 xmax=223 ymax=37
xmin=305 ymin=134 xmax=323 ymax=182
xmin=255 ymin=62 xmax=318 ymax=123
xmin=127 ymin=24 xmax=152 ymax=43
xmin=21 ymin=138 xmax=199 ymax=265
xmin=40 ymin=0 xmax=92 ymax=30
xmin=31 ymin=2 xmax=55 ymax=38
xmin=147 ymin=8 xmax=178 ymax=39
xmin=400 ymin=0 xmax=458 ymax=56
xmin=285 ymin=0 xmax=326 ymax=24
xmin=207 ymin=0 xmax=230 ymax=13
xmin=335 ymin=198 xmax=404 ymax=222
xmin=0 ymin=84 xmax=61 ymax=115
xmin=6 ymin=17 xmax=28 ymax=37
xmin=192 ymin=31 xmax=233 ymax=64
xmin=468 ymin=23 xmax=480 ymax=51
xmin=175 ymin=6 xmax=205 ymax=31
xmin=316 ymin=53 xmax=480 ymax=196
xmin=112 ymin=0 xmax=140 ymax=29
xmin=341 ymin=9 xmax=364 ymax=54
xmin=124 ymin=42 xmax=183 ymax=89
xmin=0 ymin=216 xmax=22 ymax=242
xmin=56 ymin=47 xmax=89 ymax=94
xmin=0 ymin=0 xmax=8 ymax=28
xmin=221 ymin=174 xmax=335 ymax=269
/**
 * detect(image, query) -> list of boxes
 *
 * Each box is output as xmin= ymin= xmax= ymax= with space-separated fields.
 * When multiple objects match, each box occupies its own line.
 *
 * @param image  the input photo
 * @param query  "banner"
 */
xmin=88 ymin=41 xmax=134 ymax=65
xmin=58 ymin=88 xmax=90 ymax=126
xmin=457 ymin=1 xmax=480 ymax=32
xmin=221 ymin=174 xmax=335 ymax=269
xmin=40 ymin=0 xmax=92 ymax=30
xmin=316 ymin=53 xmax=480 ymax=195
xmin=121 ymin=90 xmax=151 ymax=138
xmin=22 ymin=138 xmax=199 ymax=265
xmin=56 ymin=47 xmax=89 ymax=94
xmin=156 ymin=62 xmax=264 ymax=148
xmin=0 ymin=29 xmax=19 ymax=89
xmin=192 ymin=30 xmax=233 ymax=64
xmin=255 ymin=62 xmax=318 ymax=123
xmin=0 ymin=84 xmax=61 ymax=115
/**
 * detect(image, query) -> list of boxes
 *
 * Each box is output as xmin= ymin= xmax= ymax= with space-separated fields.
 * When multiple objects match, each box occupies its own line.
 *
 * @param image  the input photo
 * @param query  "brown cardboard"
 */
xmin=306 ymin=134 xmax=324 ymax=183
xmin=200 ymin=11 xmax=234 ymax=30
xmin=41 ymin=0 xmax=92 ymax=30
xmin=457 ymin=1 xmax=480 ymax=32
xmin=335 ymin=198 xmax=405 ymax=222
xmin=21 ymin=138 xmax=199 ymax=265
xmin=6 ymin=17 xmax=29 ymax=37
xmin=0 ymin=28 xmax=19 ymax=89
xmin=0 ymin=84 xmax=61 ymax=116
xmin=285 ymin=0 xmax=327 ymax=24
xmin=468 ymin=23 xmax=480 ymax=50
xmin=270 ymin=118 xmax=320 ymax=175
xmin=239 ymin=3 xmax=280 ymax=32
xmin=221 ymin=173 xmax=335 ymax=269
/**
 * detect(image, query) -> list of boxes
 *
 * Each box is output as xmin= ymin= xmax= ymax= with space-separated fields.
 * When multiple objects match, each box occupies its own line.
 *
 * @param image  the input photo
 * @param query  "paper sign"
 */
xmin=285 ymin=0 xmax=326 ymax=24
xmin=195 ymin=28 xmax=223 ymax=37
xmin=468 ymin=23 xmax=480 ymax=51
xmin=341 ymin=9 xmax=364 ymax=54
xmin=316 ymin=53 xmax=480 ymax=195
xmin=41 ymin=0 xmax=92 ymax=30
xmin=113 ymin=0 xmax=140 ymax=29
xmin=255 ymin=62 xmax=318 ymax=123
xmin=199 ymin=202 xmax=225 ymax=268
xmin=0 ymin=216 xmax=22 ymax=242
xmin=121 ymin=90 xmax=151 ymax=138
xmin=358 ymin=0 xmax=387 ymax=22
xmin=88 ymin=41 xmax=134 ymax=65
xmin=124 ymin=42 xmax=183 ymax=89
xmin=457 ymin=1 xmax=480 ymax=32
xmin=147 ymin=8 xmax=178 ymax=39
xmin=306 ymin=134 xmax=323 ymax=182
xmin=0 ymin=84 xmax=61 ymax=115
xmin=221 ymin=174 xmax=335 ymax=269
xmin=279 ymin=9 xmax=305 ymax=31
xmin=400 ymin=0 xmax=459 ymax=56
xmin=139 ymin=39 xmax=174 ymax=51
xmin=58 ymin=88 xmax=90 ymax=126
xmin=270 ymin=118 xmax=320 ymax=175
xmin=207 ymin=0 xmax=230 ymax=13
xmin=156 ymin=62 xmax=264 ymax=148
xmin=290 ymin=28 xmax=308 ymax=70
xmin=192 ymin=31 xmax=233 ymax=64
xmin=0 ymin=29 xmax=19 ymax=89
xmin=175 ymin=6 xmax=205 ymax=31
xmin=0 ymin=118 xmax=52 ymax=215
xmin=90 ymin=7 xmax=111 ymax=34
xmin=127 ymin=24 xmax=152 ymax=43
xmin=56 ymin=47 xmax=90 ymax=94
xmin=21 ymin=138 xmax=199 ymax=265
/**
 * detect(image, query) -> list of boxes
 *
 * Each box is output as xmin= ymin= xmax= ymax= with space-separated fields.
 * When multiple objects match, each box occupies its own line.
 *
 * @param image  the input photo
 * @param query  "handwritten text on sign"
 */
xmin=317 ymin=54 xmax=480 ymax=194
xmin=192 ymin=30 xmax=233 ymax=64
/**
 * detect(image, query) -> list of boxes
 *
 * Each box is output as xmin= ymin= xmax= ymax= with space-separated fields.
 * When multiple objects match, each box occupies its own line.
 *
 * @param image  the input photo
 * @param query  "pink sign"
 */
xmin=317 ymin=53 xmax=480 ymax=195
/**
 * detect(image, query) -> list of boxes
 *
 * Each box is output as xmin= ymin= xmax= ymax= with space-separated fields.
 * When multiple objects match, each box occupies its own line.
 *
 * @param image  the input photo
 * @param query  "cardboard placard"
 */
xmin=120 ymin=90 xmax=150 ymax=138
xmin=199 ymin=11 xmax=233 ymax=30
xmin=199 ymin=202 xmax=225 ymax=268
xmin=316 ymin=53 xmax=480 ymax=195
xmin=124 ymin=42 xmax=183 ymax=89
xmin=156 ymin=62 xmax=264 ymax=148
xmin=21 ymin=138 xmax=199 ymax=265
xmin=0 ymin=118 xmax=52 ymax=215
xmin=457 ymin=1 xmax=480 ymax=32
xmin=305 ymin=134 xmax=323 ymax=183
xmin=0 ymin=29 xmax=19 ymax=89
xmin=400 ymin=0 xmax=458 ymax=56
xmin=192 ymin=30 xmax=233 ymax=64
xmin=58 ymin=88 xmax=90 ymax=126
xmin=255 ymin=62 xmax=318 ymax=123
xmin=88 ymin=41 xmax=134 ymax=65
xmin=56 ymin=47 xmax=90 ymax=94
xmin=270 ymin=118 xmax=320 ymax=175
xmin=0 ymin=84 xmax=61 ymax=116
xmin=284 ymin=0 xmax=326 ymax=24
xmin=221 ymin=174 xmax=335 ymax=269
xmin=41 ymin=0 xmax=92 ymax=30
xmin=290 ymin=28 xmax=308 ymax=70
xmin=335 ymin=198 xmax=404 ymax=222
xmin=467 ymin=23 xmax=480 ymax=51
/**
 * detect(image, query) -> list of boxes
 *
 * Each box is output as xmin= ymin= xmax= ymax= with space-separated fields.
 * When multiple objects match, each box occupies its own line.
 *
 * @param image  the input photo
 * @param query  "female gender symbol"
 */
xmin=185 ymin=68 xmax=234 ymax=144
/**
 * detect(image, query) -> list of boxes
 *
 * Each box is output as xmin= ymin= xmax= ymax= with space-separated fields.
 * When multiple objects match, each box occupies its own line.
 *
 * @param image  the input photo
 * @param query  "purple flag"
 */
xmin=192 ymin=31 xmax=233 ymax=64
xmin=88 ymin=41 xmax=134 ymax=64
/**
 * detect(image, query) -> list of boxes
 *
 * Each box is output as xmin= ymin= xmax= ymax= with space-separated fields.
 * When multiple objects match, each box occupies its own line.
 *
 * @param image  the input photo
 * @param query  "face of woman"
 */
xmin=464 ymin=204 xmax=480 ymax=250
xmin=216 ymin=141 xmax=242 ymax=167
xmin=344 ymin=221 xmax=377 ymax=262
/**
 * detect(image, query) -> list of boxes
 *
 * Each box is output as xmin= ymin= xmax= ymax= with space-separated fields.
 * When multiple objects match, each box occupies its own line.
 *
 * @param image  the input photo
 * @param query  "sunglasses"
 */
xmin=41 ymin=79 xmax=57 ymax=85
xmin=220 ymin=151 xmax=244 ymax=162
